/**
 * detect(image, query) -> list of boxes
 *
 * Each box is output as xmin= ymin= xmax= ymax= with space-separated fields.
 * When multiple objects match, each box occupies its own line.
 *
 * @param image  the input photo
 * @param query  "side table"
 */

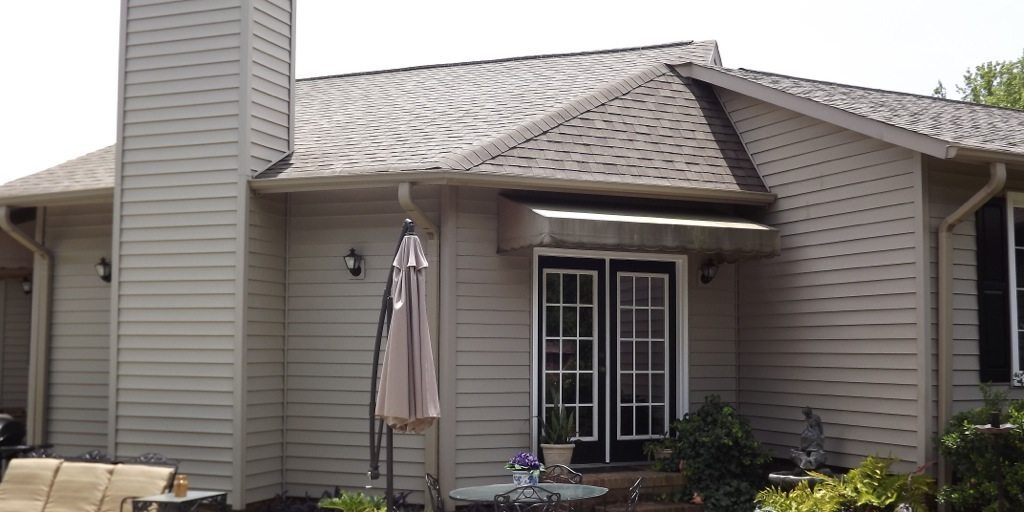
xmin=131 ymin=490 xmax=229 ymax=511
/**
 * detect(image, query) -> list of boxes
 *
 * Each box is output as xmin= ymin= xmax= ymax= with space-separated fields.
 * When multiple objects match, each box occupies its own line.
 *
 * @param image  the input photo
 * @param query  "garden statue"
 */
xmin=791 ymin=407 xmax=827 ymax=470
xmin=768 ymin=406 xmax=831 ymax=489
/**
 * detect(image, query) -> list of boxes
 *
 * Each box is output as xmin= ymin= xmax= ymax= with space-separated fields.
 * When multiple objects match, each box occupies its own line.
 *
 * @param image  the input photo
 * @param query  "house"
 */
xmin=1 ymin=1 xmax=1023 ymax=509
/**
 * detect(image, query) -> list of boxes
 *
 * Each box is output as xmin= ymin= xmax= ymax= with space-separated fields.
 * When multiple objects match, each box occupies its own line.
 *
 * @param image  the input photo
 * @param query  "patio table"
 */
xmin=449 ymin=483 xmax=608 ymax=503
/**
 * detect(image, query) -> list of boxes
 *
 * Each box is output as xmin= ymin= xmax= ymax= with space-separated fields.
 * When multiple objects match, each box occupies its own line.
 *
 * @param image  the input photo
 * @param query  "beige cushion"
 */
xmin=0 ymin=458 xmax=63 ymax=512
xmin=98 ymin=464 xmax=174 ymax=512
xmin=43 ymin=462 xmax=116 ymax=512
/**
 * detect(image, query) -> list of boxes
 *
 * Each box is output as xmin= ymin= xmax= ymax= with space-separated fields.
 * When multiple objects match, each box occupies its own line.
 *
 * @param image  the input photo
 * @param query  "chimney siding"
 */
xmin=114 ymin=0 xmax=292 ymax=506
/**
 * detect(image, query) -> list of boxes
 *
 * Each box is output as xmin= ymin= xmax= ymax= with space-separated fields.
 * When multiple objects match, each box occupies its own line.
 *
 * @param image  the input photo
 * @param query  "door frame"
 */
xmin=530 ymin=248 xmax=689 ymax=463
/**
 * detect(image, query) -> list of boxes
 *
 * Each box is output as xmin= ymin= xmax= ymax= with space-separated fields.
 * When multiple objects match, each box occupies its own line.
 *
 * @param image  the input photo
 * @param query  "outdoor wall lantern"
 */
xmin=21 ymin=276 xmax=31 ymax=295
xmin=344 ymin=248 xmax=364 ymax=277
xmin=699 ymin=258 xmax=719 ymax=284
xmin=95 ymin=257 xmax=112 ymax=283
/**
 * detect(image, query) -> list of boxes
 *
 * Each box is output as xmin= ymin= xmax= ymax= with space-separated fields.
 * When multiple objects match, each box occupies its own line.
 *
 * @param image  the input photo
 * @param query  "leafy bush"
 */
xmin=755 ymin=456 xmax=933 ymax=512
xmin=938 ymin=385 xmax=1024 ymax=512
xmin=668 ymin=395 xmax=770 ymax=512
xmin=318 ymin=491 xmax=386 ymax=512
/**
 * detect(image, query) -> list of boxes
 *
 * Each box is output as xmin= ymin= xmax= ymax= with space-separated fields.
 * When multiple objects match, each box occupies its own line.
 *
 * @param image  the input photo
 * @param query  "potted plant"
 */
xmin=505 ymin=451 xmax=545 ymax=486
xmin=539 ymin=406 xmax=576 ymax=466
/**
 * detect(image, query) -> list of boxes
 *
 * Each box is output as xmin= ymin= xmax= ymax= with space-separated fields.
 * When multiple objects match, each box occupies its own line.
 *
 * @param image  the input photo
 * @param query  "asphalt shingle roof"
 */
xmin=713 ymin=67 xmax=1024 ymax=156
xmin=0 ymin=146 xmax=114 ymax=202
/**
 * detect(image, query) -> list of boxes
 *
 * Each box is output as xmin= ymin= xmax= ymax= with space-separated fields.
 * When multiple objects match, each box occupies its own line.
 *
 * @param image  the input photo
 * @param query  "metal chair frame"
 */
xmin=625 ymin=477 xmax=643 ymax=512
xmin=494 ymin=485 xmax=562 ymax=512
xmin=425 ymin=473 xmax=445 ymax=512
xmin=540 ymin=464 xmax=582 ymax=484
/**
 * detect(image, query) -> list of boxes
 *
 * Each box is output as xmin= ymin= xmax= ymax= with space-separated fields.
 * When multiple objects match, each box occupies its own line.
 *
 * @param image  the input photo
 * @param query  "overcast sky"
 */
xmin=1 ymin=0 xmax=1022 ymax=185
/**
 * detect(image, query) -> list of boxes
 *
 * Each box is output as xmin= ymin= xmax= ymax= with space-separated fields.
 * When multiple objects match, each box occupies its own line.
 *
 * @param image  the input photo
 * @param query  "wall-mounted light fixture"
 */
xmin=95 ymin=257 xmax=112 ymax=283
xmin=699 ymin=258 xmax=719 ymax=285
xmin=343 ymin=248 xmax=364 ymax=278
xmin=21 ymin=275 xmax=32 ymax=295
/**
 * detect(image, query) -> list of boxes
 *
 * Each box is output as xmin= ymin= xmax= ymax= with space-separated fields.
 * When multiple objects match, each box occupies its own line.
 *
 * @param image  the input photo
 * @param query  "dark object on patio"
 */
xmin=494 ymin=485 xmax=562 ymax=512
xmin=541 ymin=465 xmax=582 ymax=484
xmin=0 ymin=417 xmax=25 ymax=447
xmin=625 ymin=477 xmax=642 ymax=512
xmin=426 ymin=473 xmax=445 ymax=512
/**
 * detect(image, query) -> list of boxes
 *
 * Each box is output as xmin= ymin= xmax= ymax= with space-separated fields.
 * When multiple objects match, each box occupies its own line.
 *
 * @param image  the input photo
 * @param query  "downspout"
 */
xmin=0 ymin=206 xmax=53 ymax=444
xmin=937 ymin=161 xmax=1006 ymax=485
xmin=398 ymin=183 xmax=438 ymax=239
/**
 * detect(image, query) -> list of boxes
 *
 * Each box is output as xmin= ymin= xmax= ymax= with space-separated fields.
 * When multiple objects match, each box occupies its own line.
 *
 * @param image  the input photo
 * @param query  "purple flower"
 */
xmin=504 ymin=451 xmax=545 ymax=473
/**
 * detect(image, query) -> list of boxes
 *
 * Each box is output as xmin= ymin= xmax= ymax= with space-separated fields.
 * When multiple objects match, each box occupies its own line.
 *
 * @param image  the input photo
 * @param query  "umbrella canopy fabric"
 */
xmin=374 ymin=234 xmax=441 ymax=433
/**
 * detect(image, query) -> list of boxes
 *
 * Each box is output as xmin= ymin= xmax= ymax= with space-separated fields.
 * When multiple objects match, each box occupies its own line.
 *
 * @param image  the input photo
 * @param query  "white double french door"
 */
xmin=537 ymin=256 xmax=678 ymax=463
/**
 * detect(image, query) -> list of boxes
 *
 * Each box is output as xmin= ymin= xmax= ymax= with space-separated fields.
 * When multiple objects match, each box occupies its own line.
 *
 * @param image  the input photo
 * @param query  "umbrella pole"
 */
xmin=369 ymin=219 xmax=416 ymax=512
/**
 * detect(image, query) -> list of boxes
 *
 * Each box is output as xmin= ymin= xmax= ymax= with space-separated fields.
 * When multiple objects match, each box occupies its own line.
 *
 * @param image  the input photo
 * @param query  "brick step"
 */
xmin=576 ymin=467 xmax=688 ymax=507
xmin=596 ymin=502 xmax=703 ymax=512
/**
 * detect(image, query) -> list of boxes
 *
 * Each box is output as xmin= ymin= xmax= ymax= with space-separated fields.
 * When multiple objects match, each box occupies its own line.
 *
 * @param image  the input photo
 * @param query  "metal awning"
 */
xmin=497 ymin=197 xmax=780 ymax=262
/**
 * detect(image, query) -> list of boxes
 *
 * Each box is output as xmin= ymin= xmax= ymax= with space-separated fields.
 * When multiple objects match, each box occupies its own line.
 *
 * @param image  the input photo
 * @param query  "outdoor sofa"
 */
xmin=0 ymin=452 xmax=176 ymax=512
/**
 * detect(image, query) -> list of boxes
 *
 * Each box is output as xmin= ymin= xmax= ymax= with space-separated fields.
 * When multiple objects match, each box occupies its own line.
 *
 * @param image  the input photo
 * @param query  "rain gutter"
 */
xmin=0 ymin=206 xmax=53 ymax=444
xmin=398 ymin=182 xmax=438 ymax=239
xmin=936 ymin=161 xmax=1006 ymax=486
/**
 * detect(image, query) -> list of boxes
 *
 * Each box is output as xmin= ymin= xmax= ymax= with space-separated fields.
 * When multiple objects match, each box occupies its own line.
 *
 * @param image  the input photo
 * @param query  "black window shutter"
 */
xmin=975 ymin=198 xmax=1012 ymax=383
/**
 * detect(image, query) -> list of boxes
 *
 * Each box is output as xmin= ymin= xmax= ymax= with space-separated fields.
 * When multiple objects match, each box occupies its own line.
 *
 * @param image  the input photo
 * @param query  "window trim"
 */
xmin=1005 ymin=192 xmax=1024 ymax=385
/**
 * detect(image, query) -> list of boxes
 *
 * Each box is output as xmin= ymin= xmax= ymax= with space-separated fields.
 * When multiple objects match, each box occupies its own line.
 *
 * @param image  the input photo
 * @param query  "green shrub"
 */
xmin=938 ymin=385 xmax=1024 ymax=512
xmin=318 ymin=490 xmax=386 ymax=512
xmin=669 ymin=395 xmax=770 ymax=512
xmin=755 ymin=456 xmax=933 ymax=512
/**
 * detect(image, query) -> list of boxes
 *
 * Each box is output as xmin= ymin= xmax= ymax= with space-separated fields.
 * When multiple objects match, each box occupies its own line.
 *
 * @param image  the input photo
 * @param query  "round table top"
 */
xmin=448 ymin=483 xmax=608 ymax=502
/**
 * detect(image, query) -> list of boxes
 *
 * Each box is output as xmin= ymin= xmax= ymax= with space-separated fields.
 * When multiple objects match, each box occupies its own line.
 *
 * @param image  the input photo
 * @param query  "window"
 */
xmin=976 ymin=195 xmax=1024 ymax=385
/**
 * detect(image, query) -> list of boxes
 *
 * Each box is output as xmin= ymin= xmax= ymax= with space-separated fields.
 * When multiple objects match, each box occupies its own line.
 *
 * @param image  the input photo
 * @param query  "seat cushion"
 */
xmin=43 ymin=462 xmax=116 ymax=512
xmin=98 ymin=464 xmax=174 ymax=512
xmin=0 ymin=458 xmax=63 ymax=512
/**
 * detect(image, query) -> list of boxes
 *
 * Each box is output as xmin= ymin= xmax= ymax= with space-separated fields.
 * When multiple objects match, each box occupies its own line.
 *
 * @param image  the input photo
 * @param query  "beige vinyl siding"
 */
xmin=0 ymin=232 xmax=32 ymax=270
xmin=46 ymin=204 xmax=113 ymax=453
xmin=719 ymin=88 xmax=923 ymax=469
xmin=285 ymin=187 xmax=437 ymax=498
xmin=119 ymin=1 xmax=255 ymax=500
xmin=925 ymin=167 xmax=1024 ymax=421
xmin=453 ymin=187 xmax=531 ymax=487
xmin=1 ymin=278 xmax=31 ymax=414
xmin=689 ymin=262 xmax=738 ymax=406
xmin=250 ymin=0 xmax=292 ymax=172
xmin=246 ymin=193 xmax=286 ymax=502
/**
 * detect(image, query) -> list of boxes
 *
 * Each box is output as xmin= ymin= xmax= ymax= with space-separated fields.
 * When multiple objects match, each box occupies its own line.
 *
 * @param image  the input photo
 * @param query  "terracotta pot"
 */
xmin=540 ymin=443 xmax=574 ymax=466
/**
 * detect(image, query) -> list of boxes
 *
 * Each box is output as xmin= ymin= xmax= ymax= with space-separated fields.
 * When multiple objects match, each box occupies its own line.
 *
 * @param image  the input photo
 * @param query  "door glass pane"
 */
xmin=545 ymin=339 xmax=560 ymax=371
xmin=652 ymin=340 xmax=665 ymax=371
xmin=579 ymin=306 xmax=593 ymax=337
xmin=635 ymin=308 xmax=650 ymax=339
xmin=545 ymin=374 xmax=560 ymax=404
xmin=620 ymin=374 xmax=633 ymax=403
xmin=636 ymin=407 xmax=650 ymax=436
xmin=579 ymin=274 xmax=594 ymax=304
xmin=620 ymin=310 xmax=634 ymax=338
xmin=620 ymin=340 xmax=633 ymax=371
xmin=578 ymin=406 xmax=594 ymax=437
xmin=562 ymin=375 xmax=577 ymax=403
xmin=636 ymin=277 xmax=649 ymax=307
xmin=651 ymin=308 xmax=665 ymax=338
xmin=578 ymin=339 xmax=593 ymax=371
xmin=545 ymin=306 xmax=560 ymax=336
xmin=652 ymin=407 xmax=666 ymax=435
xmin=562 ymin=274 xmax=578 ymax=304
xmin=620 ymin=275 xmax=633 ymax=304
xmin=546 ymin=273 xmax=560 ymax=303
xmin=579 ymin=373 xmax=593 ymax=405
xmin=621 ymin=407 xmax=633 ymax=437
xmin=651 ymin=278 xmax=664 ymax=305
xmin=636 ymin=341 xmax=650 ymax=371
xmin=636 ymin=374 xmax=650 ymax=403
xmin=561 ymin=340 xmax=577 ymax=371
xmin=561 ymin=306 xmax=577 ymax=337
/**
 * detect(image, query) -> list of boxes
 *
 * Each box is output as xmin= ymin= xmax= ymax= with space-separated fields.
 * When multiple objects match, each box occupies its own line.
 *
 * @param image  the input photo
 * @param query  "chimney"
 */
xmin=114 ymin=0 xmax=293 ymax=506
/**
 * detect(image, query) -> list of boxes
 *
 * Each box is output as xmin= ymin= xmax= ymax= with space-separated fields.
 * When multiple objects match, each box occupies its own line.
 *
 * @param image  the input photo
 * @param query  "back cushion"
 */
xmin=0 ymin=458 xmax=63 ymax=512
xmin=43 ymin=462 xmax=116 ymax=512
xmin=98 ymin=464 xmax=174 ymax=512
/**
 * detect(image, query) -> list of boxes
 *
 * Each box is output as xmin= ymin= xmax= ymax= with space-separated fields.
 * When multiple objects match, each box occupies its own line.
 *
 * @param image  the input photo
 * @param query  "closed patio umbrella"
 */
xmin=374 ymin=230 xmax=441 ymax=433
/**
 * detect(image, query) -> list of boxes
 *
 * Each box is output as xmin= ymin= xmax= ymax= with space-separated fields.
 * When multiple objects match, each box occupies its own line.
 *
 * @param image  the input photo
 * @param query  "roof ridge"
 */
xmin=435 ymin=64 xmax=672 ymax=171
xmin=732 ymin=66 xmax=1024 ymax=115
xmin=297 ymin=40 xmax=708 ymax=82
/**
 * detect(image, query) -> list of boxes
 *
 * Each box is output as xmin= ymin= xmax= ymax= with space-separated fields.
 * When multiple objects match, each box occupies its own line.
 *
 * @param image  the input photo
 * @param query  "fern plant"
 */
xmin=318 ymin=491 xmax=386 ymax=512
xmin=755 ymin=456 xmax=933 ymax=512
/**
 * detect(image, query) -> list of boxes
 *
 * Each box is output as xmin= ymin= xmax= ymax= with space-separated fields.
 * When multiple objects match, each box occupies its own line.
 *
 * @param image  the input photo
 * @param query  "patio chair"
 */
xmin=0 ymin=458 xmax=62 ymax=512
xmin=540 ymin=464 xmax=582 ymax=484
xmin=625 ymin=477 xmax=642 ymax=512
xmin=494 ymin=485 xmax=562 ymax=512
xmin=43 ymin=461 xmax=116 ymax=512
xmin=425 ymin=473 xmax=445 ymax=512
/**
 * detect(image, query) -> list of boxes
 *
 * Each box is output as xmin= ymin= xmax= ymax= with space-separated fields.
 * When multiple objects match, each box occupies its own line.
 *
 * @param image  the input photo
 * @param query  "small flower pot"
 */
xmin=512 ymin=470 xmax=538 ymax=486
